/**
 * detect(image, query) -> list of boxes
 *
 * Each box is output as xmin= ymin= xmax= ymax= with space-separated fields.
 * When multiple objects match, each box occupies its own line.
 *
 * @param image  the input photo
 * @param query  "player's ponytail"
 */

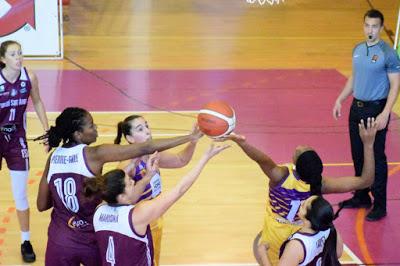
xmin=321 ymin=226 xmax=340 ymax=266
xmin=47 ymin=126 xmax=63 ymax=147
xmin=84 ymin=169 xmax=126 ymax=204
xmin=306 ymin=196 xmax=340 ymax=266
xmin=114 ymin=115 xmax=143 ymax=144
xmin=114 ymin=121 xmax=125 ymax=144
xmin=296 ymin=150 xmax=323 ymax=195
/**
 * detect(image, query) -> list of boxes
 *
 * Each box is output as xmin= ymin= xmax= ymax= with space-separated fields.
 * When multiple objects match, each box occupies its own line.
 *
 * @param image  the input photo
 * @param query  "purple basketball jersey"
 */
xmin=0 ymin=68 xmax=31 ymax=129
xmin=131 ymin=159 xmax=162 ymax=203
xmin=94 ymin=204 xmax=154 ymax=266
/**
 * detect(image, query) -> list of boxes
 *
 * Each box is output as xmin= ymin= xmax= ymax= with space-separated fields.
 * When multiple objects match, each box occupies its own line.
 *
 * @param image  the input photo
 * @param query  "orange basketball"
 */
xmin=197 ymin=101 xmax=236 ymax=138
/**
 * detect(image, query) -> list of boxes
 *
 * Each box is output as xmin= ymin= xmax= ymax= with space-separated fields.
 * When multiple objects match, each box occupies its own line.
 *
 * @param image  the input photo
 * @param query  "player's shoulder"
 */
xmin=24 ymin=68 xmax=37 ymax=82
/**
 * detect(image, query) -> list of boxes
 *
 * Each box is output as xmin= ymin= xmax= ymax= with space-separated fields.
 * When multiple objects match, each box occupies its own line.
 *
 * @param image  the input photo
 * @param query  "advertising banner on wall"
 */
xmin=0 ymin=0 xmax=63 ymax=59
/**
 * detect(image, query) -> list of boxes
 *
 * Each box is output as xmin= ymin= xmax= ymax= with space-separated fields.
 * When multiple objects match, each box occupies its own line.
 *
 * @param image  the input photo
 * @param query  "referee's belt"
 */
xmin=353 ymin=98 xmax=387 ymax=108
xmin=0 ymin=124 xmax=17 ymax=133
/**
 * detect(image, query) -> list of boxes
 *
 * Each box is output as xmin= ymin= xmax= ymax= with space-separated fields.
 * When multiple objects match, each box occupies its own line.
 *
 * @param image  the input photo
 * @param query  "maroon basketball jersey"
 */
xmin=94 ymin=204 xmax=154 ymax=266
xmin=47 ymin=144 xmax=101 ymax=248
xmin=0 ymin=67 xmax=31 ymax=128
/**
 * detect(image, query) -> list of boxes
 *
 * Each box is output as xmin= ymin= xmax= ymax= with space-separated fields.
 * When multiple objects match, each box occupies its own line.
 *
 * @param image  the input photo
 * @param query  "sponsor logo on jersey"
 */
xmin=68 ymin=216 xmax=90 ymax=229
xmin=372 ymin=55 xmax=379 ymax=63
xmin=19 ymin=87 xmax=27 ymax=94
xmin=21 ymin=81 xmax=26 ymax=87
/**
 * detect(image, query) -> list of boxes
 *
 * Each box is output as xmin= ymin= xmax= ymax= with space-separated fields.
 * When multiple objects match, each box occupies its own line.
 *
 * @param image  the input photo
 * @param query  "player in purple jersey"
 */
xmin=115 ymin=115 xmax=199 ymax=265
xmin=36 ymin=107 xmax=203 ymax=266
xmin=88 ymin=143 xmax=229 ymax=266
xmin=258 ymin=196 xmax=342 ymax=266
xmin=219 ymin=118 xmax=377 ymax=264
xmin=0 ymin=40 xmax=49 ymax=263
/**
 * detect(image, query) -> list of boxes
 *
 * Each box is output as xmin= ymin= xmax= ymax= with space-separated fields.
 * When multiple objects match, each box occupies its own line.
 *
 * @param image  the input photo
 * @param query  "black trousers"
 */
xmin=349 ymin=98 xmax=388 ymax=211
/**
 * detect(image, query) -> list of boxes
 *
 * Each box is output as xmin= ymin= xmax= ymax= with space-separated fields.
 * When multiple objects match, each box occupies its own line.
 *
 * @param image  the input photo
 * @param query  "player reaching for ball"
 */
xmin=219 ymin=118 xmax=377 ymax=265
xmin=89 ymin=143 xmax=230 ymax=266
xmin=36 ymin=107 xmax=204 ymax=266
xmin=114 ymin=115 xmax=201 ymax=266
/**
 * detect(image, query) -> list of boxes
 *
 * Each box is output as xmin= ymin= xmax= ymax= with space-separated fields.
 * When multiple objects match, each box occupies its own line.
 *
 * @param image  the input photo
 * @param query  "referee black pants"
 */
xmin=349 ymin=98 xmax=388 ymax=212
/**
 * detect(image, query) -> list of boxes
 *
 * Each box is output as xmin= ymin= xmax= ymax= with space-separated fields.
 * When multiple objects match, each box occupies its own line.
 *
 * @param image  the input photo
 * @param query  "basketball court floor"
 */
xmin=0 ymin=0 xmax=399 ymax=265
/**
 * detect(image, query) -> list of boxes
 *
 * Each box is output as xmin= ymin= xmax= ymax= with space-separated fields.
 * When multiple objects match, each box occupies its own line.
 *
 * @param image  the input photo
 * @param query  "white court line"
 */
xmin=26 ymin=111 xmax=198 ymax=115
xmin=342 ymin=244 xmax=364 ymax=265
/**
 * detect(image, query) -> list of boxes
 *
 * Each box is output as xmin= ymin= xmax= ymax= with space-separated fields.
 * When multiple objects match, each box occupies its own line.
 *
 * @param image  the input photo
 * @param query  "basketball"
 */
xmin=197 ymin=101 xmax=236 ymax=138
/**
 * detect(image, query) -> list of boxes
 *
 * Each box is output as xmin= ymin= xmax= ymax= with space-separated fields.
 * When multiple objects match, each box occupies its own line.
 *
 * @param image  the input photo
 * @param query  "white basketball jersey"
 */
xmin=47 ymin=144 xmax=94 ymax=182
xmin=94 ymin=204 xmax=154 ymax=266
xmin=289 ymin=229 xmax=331 ymax=266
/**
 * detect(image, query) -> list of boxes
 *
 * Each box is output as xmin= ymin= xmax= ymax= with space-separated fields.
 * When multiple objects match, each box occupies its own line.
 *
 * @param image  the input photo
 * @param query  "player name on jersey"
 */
xmin=99 ymin=213 xmax=119 ymax=223
xmin=51 ymin=154 xmax=78 ymax=164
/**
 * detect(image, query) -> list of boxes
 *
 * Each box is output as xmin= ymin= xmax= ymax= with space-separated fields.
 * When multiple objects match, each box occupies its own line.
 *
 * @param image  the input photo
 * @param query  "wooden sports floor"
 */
xmin=0 ymin=0 xmax=400 ymax=265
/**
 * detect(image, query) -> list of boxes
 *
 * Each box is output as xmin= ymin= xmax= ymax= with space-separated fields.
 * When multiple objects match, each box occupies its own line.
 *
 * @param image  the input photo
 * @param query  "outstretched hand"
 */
xmin=359 ymin=117 xmax=378 ymax=146
xmin=204 ymin=143 xmax=230 ymax=158
xmin=145 ymin=152 xmax=160 ymax=176
xmin=190 ymin=123 xmax=204 ymax=142
xmin=214 ymin=132 xmax=246 ymax=143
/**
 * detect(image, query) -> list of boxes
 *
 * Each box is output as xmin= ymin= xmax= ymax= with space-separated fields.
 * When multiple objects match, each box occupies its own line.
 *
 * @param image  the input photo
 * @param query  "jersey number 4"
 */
xmin=106 ymin=236 xmax=116 ymax=265
xmin=54 ymin=177 xmax=80 ymax=213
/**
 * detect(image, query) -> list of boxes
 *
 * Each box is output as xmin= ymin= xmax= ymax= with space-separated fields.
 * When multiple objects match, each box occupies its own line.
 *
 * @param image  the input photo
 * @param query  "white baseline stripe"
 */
xmin=26 ymin=111 xmax=199 ymax=115
xmin=342 ymin=244 xmax=364 ymax=265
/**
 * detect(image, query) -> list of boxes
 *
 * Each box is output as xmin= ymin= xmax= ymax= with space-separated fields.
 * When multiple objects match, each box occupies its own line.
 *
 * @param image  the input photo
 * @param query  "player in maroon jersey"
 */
xmin=36 ymin=107 xmax=203 ymax=266
xmin=89 ymin=143 xmax=229 ymax=266
xmin=0 ymin=40 xmax=49 ymax=262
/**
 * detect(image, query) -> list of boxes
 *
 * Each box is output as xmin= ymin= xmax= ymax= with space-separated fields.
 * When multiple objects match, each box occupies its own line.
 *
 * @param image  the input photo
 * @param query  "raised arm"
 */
xmin=322 ymin=118 xmax=377 ymax=193
xmin=126 ymin=152 xmax=159 ymax=204
xmin=87 ymin=128 xmax=203 ymax=174
xmin=37 ymin=156 xmax=52 ymax=211
xmin=223 ymin=133 xmax=288 ymax=185
xmin=158 ymin=139 xmax=198 ymax=168
xmin=131 ymin=143 xmax=229 ymax=235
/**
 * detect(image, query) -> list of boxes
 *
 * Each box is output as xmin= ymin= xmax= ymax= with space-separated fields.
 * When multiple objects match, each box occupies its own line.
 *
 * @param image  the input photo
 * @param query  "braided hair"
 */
xmin=295 ymin=150 xmax=323 ymax=196
xmin=35 ymin=107 xmax=89 ymax=148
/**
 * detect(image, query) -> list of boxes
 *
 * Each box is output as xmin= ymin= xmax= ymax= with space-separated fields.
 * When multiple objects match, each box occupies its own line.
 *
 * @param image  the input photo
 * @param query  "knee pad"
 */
xmin=10 ymin=170 xmax=29 ymax=211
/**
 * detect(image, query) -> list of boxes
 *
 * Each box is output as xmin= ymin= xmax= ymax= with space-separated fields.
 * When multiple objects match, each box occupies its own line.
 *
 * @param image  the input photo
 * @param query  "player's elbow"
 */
xmin=37 ymin=203 xmax=47 ymax=212
xmin=360 ymin=173 xmax=374 ymax=188
xmin=37 ymin=199 xmax=51 ymax=212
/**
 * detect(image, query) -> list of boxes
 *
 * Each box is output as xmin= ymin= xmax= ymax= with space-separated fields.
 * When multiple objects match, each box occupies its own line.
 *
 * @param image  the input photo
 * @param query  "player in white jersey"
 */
xmin=0 ymin=40 xmax=49 ymax=262
xmin=90 ymin=143 xmax=229 ymax=266
xmin=257 ymin=195 xmax=342 ymax=266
